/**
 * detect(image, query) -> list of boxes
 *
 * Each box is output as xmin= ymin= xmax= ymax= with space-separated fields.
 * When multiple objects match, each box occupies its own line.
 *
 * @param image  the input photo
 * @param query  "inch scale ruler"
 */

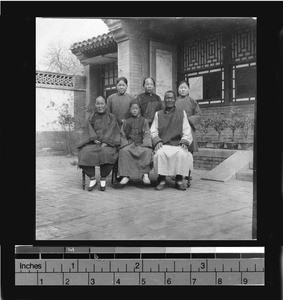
xmin=15 ymin=246 xmax=264 ymax=286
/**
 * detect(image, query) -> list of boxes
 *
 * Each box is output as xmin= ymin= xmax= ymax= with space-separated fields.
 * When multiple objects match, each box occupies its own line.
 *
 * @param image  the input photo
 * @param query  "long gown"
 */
xmin=150 ymin=107 xmax=193 ymax=177
xmin=136 ymin=92 xmax=163 ymax=126
xmin=118 ymin=115 xmax=153 ymax=179
xmin=175 ymin=95 xmax=201 ymax=152
xmin=77 ymin=111 xmax=120 ymax=167
xmin=107 ymin=92 xmax=134 ymax=126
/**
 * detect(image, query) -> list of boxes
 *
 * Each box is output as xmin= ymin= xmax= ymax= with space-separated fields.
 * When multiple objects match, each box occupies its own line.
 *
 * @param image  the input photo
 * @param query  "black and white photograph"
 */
xmin=36 ymin=17 xmax=257 ymax=240
xmin=1 ymin=1 xmax=283 ymax=299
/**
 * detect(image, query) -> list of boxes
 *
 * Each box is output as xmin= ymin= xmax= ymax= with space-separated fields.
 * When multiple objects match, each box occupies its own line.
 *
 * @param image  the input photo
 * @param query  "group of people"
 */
xmin=77 ymin=76 xmax=201 ymax=192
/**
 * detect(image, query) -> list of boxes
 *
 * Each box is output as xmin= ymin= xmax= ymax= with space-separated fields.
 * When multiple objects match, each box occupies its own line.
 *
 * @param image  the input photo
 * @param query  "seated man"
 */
xmin=150 ymin=90 xmax=193 ymax=191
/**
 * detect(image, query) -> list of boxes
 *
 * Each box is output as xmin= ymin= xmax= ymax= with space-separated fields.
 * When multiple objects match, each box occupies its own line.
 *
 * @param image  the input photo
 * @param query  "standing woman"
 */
xmin=136 ymin=77 xmax=163 ymax=127
xmin=175 ymin=81 xmax=201 ymax=153
xmin=107 ymin=77 xmax=134 ymax=127
xmin=77 ymin=96 xmax=120 ymax=191
xmin=175 ymin=81 xmax=201 ymax=186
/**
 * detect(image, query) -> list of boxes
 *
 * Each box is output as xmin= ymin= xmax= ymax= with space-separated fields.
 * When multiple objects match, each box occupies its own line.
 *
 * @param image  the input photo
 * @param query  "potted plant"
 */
xmin=196 ymin=118 xmax=211 ymax=148
xmin=210 ymin=113 xmax=227 ymax=149
xmin=224 ymin=107 xmax=243 ymax=150
xmin=238 ymin=112 xmax=254 ymax=150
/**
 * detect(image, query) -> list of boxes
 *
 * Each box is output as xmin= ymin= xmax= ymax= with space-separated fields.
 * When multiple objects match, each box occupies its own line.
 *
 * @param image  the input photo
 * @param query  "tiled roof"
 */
xmin=70 ymin=32 xmax=116 ymax=52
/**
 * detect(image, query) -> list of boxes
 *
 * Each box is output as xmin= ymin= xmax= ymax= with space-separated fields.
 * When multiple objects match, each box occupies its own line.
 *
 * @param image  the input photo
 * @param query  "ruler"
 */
xmin=15 ymin=246 xmax=264 ymax=286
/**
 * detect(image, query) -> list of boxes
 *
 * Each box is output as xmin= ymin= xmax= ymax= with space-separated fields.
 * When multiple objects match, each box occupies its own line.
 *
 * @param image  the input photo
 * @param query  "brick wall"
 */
xmin=196 ymin=103 xmax=255 ymax=142
xmin=193 ymin=149 xmax=237 ymax=170
xmin=74 ymin=90 xmax=86 ymax=130
xmin=36 ymin=131 xmax=82 ymax=155
xmin=129 ymin=37 xmax=149 ymax=95
xmin=73 ymin=76 xmax=86 ymax=130
xmin=193 ymin=156 xmax=226 ymax=170
xmin=118 ymin=36 xmax=149 ymax=96
xmin=118 ymin=40 xmax=130 ymax=86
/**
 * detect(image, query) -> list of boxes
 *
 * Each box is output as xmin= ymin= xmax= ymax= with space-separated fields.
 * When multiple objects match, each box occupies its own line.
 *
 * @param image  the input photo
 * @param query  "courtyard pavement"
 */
xmin=36 ymin=155 xmax=254 ymax=240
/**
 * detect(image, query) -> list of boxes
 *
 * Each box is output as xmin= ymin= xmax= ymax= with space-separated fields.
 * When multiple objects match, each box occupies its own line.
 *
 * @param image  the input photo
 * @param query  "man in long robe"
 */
xmin=150 ymin=91 xmax=193 ymax=191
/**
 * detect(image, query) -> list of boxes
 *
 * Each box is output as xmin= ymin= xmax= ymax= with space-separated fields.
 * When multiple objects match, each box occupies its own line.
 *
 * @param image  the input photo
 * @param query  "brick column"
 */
xmin=84 ymin=64 xmax=102 ymax=107
xmin=73 ymin=75 xmax=86 ymax=130
xmin=106 ymin=19 xmax=149 ymax=96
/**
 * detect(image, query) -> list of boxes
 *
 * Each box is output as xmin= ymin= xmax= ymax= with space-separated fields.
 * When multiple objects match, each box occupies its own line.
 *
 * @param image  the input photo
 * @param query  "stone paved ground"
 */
xmin=36 ymin=155 xmax=254 ymax=240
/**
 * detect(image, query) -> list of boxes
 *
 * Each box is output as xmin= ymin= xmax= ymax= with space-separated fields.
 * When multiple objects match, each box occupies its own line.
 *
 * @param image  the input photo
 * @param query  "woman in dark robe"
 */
xmin=136 ymin=77 xmax=163 ymax=127
xmin=175 ymin=81 xmax=201 ymax=153
xmin=77 ymin=96 xmax=120 ymax=191
xmin=115 ymin=99 xmax=153 ymax=188
xmin=175 ymin=81 xmax=201 ymax=187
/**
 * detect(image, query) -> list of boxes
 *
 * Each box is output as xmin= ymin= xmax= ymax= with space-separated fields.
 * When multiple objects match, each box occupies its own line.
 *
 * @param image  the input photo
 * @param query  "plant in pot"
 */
xmin=238 ymin=112 xmax=254 ymax=150
xmin=210 ymin=113 xmax=227 ymax=149
xmin=196 ymin=118 xmax=211 ymax=148
xmin=224 ymin=107 xmax=243 ymax=150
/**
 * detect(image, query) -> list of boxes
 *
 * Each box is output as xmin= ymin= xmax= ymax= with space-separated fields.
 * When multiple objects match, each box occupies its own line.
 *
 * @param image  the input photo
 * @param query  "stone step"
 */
xmin=201 ymin=150 xmax=253 ymax=182
xmin=236 ymin=169 xmax=253 ymax=182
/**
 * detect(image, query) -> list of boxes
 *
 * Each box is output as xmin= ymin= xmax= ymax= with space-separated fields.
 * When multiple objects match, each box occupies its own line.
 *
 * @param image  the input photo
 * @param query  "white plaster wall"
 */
xmin=156 ymin=49 xmax=172 ymax=100
xmin=36 ymin=87 xmax=74 ymax=131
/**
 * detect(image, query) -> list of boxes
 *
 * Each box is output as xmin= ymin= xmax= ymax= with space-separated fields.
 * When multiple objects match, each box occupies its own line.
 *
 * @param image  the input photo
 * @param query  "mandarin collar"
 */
xmin=164 ymin=106 xmax=176 ymax=114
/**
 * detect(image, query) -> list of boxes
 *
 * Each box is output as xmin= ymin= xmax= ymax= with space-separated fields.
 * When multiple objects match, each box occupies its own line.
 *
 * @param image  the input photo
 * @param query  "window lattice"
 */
xmin=102 ymin=62 xmax=118 ymax=99
xmin=183 ymin=32 xmax=223 ymax=71
xmin=231 ymin=28 xmax=256 ymax=63
xmin=36 ymin=72 xmax=74 ymax=87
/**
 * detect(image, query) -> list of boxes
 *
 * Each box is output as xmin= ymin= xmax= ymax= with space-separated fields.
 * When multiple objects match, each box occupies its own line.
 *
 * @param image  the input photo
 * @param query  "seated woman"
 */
xmin=77 ymin=96 xmax=120 ymax=191
xmin=115 ymin=99 xmax=153 ymax=188
xmin=150 ymin=90 xmax=193 ymax=191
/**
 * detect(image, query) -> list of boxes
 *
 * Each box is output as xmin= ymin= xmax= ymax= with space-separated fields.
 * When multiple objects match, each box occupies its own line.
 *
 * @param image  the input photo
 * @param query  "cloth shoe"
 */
xmin=175 ymin=181 xmax=186 ymax=191
xmin=100 ymin=180 xmax=106 ymax=191
xmin=120 ymin=177 xmax=130 ymax=185
xmin=143 ymin=174 xmax=151 ymax=185
xmin=155 ymin=181 xmax=166 ymax=190
xmin=88 ymin=179 xmax=97 ymax=191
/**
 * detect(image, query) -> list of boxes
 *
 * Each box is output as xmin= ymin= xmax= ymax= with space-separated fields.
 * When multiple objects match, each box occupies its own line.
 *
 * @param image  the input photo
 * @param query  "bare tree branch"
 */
xmin=39 ymin=41 xmax=83 ymax=75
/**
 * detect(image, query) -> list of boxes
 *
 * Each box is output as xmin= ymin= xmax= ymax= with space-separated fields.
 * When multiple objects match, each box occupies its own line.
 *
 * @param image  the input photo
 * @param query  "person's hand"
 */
xmin=155 ymin=142 xmax=163 ymax=152
xmin=179 ymin=143 xmax=188 ymax=151
xmin=101 ymin=143 xmax=107 ymax=147
xmin=94 ymin=140 xmax=101 ymax=145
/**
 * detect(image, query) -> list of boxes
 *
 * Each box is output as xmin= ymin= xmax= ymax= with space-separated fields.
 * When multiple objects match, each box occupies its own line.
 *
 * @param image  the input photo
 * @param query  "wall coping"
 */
xmin=194 ymin=148 xmax=238 ymax=158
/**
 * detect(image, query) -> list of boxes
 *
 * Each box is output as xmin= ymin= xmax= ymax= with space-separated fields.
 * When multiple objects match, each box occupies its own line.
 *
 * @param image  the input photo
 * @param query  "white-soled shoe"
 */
xmin=88 ymin=179 xmax=97 ymax=191
xmin=120 ymin=177 xmax=130 ymax=185
xmin=143 ymin=174 xmax=151 ymax=185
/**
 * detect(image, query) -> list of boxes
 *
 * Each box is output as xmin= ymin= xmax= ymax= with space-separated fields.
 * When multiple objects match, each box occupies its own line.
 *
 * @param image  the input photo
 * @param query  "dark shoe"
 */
xmin=100 ymin=185 xmax=106 ymax=191
xmin=155 ymin=182 xmax=166 ymax=190
xmin=114 ymin=183 xmax=125 ymax=189
xmin=115 ymin=176 xmax=122 ymax=183
xmin=175 ymin=182 xmax=186 ymax=191
xmin=88 ymin=182 xmax=97 ymax=191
